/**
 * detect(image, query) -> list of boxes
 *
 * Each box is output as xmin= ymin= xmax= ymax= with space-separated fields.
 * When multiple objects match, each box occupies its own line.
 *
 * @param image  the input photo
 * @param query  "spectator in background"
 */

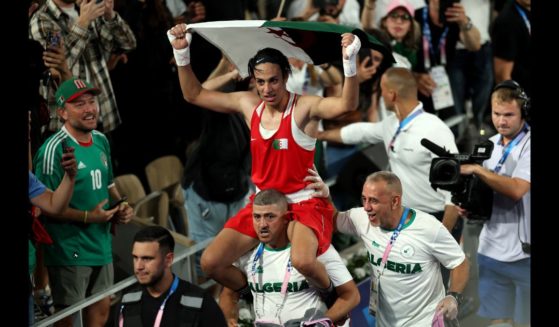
xmin=28 ymin=111 xmax=77 ymax=325
xmin=412 ymin=0 xmax=481 ymax=120
xmin=447 ymin=0 xmax=494 ymax=134
xmin=28 ymin=27 xmax=74 ymax=320
xmin=29 ymin=0 xmax=136 ymax=136
xmin=377 ymin=0 xmax=418 ymax=69
xmin=165 ymin=0 xmax=206 ymax=24
xmin=491 ymin=0 xmax=531 ymax=97
xmin=33 ymin=77 xmax=133 ymax=327
xmin=116 ymin=226 xmax=227 ymax=327
xmin=360 ymin=0 xmax=425 ymax=28
xmin=181 ymin=57 xmax=252 ymax=282
xmin=288 ymin=0 xmax=362 ymax=28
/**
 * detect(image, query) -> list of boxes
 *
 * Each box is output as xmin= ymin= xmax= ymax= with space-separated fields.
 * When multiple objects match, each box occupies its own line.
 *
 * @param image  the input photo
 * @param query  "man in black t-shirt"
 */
xmin=491 ymin=0 xmax=531 ymax=97
xmin=116 ymin=226 xmax=226 ymax=327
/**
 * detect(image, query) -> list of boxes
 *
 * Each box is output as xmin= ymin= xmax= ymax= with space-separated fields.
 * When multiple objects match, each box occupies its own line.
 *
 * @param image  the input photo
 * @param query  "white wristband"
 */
xmin=167 ymin=26 xmax=192 ymax=66
xmin=173 ymin=47 xmax=190 ymax=66
xmin=342 ymin=36 xmax=361 ymax=77
xmin=343 ymin=58 xmax=356 ymax=77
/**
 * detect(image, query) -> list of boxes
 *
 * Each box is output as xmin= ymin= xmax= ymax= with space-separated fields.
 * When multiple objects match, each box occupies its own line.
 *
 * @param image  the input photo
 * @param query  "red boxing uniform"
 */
xmin=224 ymin=93 xmax=333 ymax=254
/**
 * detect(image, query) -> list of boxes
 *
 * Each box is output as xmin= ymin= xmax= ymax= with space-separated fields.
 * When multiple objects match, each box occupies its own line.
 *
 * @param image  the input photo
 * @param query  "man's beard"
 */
xmin=141 ymin=270 xmax=164 ymax=287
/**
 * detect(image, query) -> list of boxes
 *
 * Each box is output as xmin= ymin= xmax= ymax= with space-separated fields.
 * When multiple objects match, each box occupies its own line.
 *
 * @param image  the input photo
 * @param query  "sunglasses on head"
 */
xmin=388 ymin=12 xmax=412 ymax=21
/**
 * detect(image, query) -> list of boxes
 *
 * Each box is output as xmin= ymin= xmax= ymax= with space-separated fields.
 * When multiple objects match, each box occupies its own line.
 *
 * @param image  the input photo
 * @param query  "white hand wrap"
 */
xmin=173 ymin=47 xmax=190 ymax=66
xmin=167 ymin=27 xmax=192 ymax=66
xmin=342 ymin=36 xmax=361 ymax=77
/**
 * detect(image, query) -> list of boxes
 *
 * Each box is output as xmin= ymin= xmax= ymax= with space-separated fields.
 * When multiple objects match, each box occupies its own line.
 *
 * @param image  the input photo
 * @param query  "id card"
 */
xmin=369 ymin=274 xmax=380 ymax=316
xmin=429 ymin=65 xmax=454 ymax=111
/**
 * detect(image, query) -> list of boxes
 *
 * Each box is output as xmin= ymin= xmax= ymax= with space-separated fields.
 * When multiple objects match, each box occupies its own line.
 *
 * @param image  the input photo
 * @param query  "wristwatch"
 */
xmin=461 ymin=17 xmax=473 ymax=31
xmin=447 ymin=291 xmax=464 ymax=306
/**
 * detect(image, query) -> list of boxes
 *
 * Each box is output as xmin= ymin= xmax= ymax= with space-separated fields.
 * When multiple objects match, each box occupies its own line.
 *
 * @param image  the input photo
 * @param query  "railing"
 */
xmin=32 ymin=237 xmax=213 ymax=327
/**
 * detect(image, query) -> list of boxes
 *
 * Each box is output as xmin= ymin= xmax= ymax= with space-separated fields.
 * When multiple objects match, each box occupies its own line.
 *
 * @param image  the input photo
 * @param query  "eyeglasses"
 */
xmin=387 ymin=12 xmax=412 ymax=21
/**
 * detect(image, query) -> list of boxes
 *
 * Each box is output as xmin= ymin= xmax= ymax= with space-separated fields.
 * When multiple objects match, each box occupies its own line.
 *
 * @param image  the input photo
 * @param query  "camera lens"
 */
xmin=431 ymin=159 xmax=460 ymax=184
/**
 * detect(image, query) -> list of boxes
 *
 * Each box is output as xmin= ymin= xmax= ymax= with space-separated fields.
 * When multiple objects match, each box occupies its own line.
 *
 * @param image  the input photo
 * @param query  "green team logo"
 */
xmin=372 ymin=240 xmax=381 ymax=248
xmin=272 ymin=138 xmax=288 ymax=150
xmin=249 ymin=280 xmax=309 ymax=293
xmin=367 ymin=251 xmax=422 ymax=274
xmin=256 ymin=265 xmax=263 ymax=274
xmin=401 ymin=244 xmax=415 ymax=258
xmin=100 ymin=153 xmax=108 ymax=167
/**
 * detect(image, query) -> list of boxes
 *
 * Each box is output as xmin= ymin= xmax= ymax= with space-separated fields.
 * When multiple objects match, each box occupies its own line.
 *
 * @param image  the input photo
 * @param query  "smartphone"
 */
xmin=358 ymin=48 xmax=373 ymax=68
xmin=439 ymin=0 xmax=460 ymax=25
xmin=46 ymin=31 xmax=61 ymax=50
xmin=108 ymin=196 xmax=128 ymax=210
xmin=61 ymin=138 xmax=71 ymax=153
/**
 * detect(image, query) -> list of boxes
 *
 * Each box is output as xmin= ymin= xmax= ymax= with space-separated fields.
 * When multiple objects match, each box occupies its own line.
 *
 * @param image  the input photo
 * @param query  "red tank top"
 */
xmin=250 ymin=93 xmax=316 ymax=194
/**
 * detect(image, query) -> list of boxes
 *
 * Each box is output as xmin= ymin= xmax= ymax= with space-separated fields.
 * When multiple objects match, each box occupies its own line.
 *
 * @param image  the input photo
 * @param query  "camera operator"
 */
xmin=456 ymin=80 xmax=530 ymax=327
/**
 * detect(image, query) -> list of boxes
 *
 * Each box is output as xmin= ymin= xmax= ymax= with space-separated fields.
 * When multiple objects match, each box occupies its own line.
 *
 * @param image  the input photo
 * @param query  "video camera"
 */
xmin=421 ymin=138 xmax=494 ymax=221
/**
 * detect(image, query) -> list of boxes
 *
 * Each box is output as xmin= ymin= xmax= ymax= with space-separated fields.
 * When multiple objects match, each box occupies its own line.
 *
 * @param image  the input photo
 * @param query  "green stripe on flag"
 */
xmin=262 ymin=21 xmax=386 ymax=49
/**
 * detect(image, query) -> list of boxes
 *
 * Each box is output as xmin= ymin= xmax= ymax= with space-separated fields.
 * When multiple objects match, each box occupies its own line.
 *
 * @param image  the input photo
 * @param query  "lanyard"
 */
xmin=515 ymin=3 xmax=531 ymax=35
xmin=251 ymin=243 xmax=293 ymax=322
xmin=153 ymin=275 xmax=180 ymax=327
xmin=388 ymin=109 xmax=424 ymax=152
xmin=251 ymin=243 xmax=292 ymax=295
xmin=377 ymin=208 xmax=410 ymax=276
xmin=251 ymin=242 xmax=265 ymax=285
xmin=119 ymin=275 xmax=180 ymax=327
xmin=493 ymin=124 xmax=529 ymax=173
xmin=422 ymin=7 xmax=449 ymax=70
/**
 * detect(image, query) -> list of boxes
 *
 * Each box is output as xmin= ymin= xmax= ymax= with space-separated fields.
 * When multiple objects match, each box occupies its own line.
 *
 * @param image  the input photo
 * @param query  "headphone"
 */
xmin=493 ymin=80 xmax=531 ymax=118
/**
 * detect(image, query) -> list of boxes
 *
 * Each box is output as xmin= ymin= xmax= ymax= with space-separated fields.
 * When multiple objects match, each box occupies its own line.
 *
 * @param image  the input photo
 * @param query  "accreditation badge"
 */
xmin=429 ymin=65 xmax=454 ymax=111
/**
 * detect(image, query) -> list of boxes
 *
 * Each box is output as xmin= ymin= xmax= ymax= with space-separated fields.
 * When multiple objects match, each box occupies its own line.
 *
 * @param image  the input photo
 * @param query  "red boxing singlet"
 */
xmin=250 ymin=93 xmax=315 ymax=194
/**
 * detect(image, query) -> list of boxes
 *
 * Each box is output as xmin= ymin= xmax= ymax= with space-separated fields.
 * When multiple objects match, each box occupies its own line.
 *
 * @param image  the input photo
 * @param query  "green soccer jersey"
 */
xmin=33 ymin=127 xmax=114 ymax=266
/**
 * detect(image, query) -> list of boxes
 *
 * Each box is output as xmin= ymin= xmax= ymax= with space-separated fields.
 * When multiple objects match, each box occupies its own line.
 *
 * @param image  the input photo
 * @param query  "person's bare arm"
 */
xmin=202 ymin=69 xmax=240 ymax=91
xmin=218 ymin=287 xmax=240 ymax=327
xmin=108 ymin=185 xmax=133 ymax=224
xmin=493 ymin=57 xmax=514 ymax=83
xmin=177 ymin=60 xmax=253 ymax=116
xmin=461 ymin=164 xmax=530 ymax=201
xmin=46 ymin=199 xmax=119 ymax=224
xmin=436 ymin=257 xmax=469 ymax=320
xmin=318 ymin=64 xmax=342 ymax=88
xmin=30 ymin=151 xmax=77 ymax=215
xmin=310 ymin=33 xmax=360 ymax=119
xmin=360 ymin=0 xmax=377 ymax=30
xmin=316 ymin=128 xmax=343 ymax=143
xmin=325 ymin=281 xmax=360 ymax=324
xmin=441 ymin=204 xmax=460 ymax=233
xmin=43 ymin=38 xmax=72 ymax=84
xmin=168 ymin=25 xmax=257 ymax=119
xmin=448 ymin=258 xmax=469 ymax=294
xmin=445 ymin=3 xmax=481 ymax=51
xmin=414 ymin=72 xmax=436 ymax=97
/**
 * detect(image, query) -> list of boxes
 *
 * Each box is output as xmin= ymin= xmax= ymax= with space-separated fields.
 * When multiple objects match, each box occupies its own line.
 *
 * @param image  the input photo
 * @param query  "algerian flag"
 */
xmin=272 ymin=138 xmax=288 ymax=150
xmin=186 ymin=20 xmax=393 ymax=78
